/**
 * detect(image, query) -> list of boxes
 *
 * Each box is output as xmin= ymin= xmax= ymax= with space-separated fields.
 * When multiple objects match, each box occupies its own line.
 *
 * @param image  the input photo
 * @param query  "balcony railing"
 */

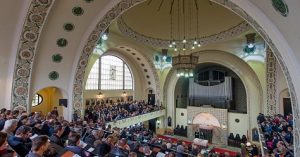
xmin=107 ymin=109 xmax=165 ymax=128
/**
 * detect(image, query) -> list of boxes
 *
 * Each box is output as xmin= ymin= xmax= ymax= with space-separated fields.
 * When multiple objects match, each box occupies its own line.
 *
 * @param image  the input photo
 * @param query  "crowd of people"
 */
xmin=83 ymin=100 xmax=162 ymax=123
xmin=0 ymin=104 xmax=245 ymax=157
xmin=257 ymin=113 xmax=294 ymax=157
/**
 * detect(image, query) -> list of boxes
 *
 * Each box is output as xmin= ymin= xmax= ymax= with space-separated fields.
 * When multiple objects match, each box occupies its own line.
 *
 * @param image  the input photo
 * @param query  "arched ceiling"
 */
xmin=121 ymin=0 xmax=243 ymax=40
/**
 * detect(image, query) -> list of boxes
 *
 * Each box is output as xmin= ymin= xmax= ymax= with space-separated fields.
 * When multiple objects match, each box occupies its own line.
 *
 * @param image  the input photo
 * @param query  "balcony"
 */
xmin=107 ymin=109 xmax=166 ymax=128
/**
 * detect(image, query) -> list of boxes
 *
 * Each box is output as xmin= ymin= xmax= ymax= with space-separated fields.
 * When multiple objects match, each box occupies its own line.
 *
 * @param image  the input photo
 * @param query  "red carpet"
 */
xmin=213 ymin=147 xmax=238 ymax=156
xmin=157 ymin=135 xmax=193 ymax=145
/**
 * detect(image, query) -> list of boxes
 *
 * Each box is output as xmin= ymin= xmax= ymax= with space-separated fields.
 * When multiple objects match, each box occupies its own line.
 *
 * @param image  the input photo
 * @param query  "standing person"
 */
xmin=27 ymin=135 xmax=50 ymax=157
xmin=50 ymin=107 xmax=59 ymax=118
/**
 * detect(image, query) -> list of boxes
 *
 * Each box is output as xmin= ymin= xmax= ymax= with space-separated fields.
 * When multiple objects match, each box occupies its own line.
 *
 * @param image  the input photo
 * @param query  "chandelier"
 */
xmin=172 ymin=54 xmax=198 ymax=77
xmin=169 ymin=0 xmax=200 ymax=77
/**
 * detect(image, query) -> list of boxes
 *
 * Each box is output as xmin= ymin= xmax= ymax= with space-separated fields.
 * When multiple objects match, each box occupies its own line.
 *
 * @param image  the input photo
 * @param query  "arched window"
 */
xmin=85 ymin=55 xmax=133 ymax=90
xmin=32 ymin=94 xmax=43 ymax=107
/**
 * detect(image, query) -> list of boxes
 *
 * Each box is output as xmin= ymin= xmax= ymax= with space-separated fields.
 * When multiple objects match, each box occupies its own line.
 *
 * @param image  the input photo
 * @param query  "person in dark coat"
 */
xmin=65 ymin=134 xmax=90 ymax=157
xmin=7 ymin=126 xmax=32 ymax=157
xmin=49 ymin=125 xmax=64 ymax=147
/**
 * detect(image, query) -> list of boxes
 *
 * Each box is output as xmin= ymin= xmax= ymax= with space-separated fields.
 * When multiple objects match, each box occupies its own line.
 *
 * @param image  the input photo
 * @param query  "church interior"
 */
xmin=0 ymin=0 xmax=299 ymax=156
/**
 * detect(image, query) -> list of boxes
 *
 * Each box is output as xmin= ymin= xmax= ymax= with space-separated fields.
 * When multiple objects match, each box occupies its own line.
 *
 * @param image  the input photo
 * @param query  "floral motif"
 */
xmin=19 ymin=49 xmax=33 ymax=60
xmin=56 ymin=38 xmax=68 ymax=47
xmin=15 ymin=86 xmax=27 ymax=96
xmin=272 ymin=0 xmax=289 ymax=17
xmin=37 ymin=0 xmax=51 ymax=5
xmin=63 ymin=23 xmax=75 ymax=32
xmin=23 ymin=31 xmax=38 ymax=42
xmin=17 ymin=68 xmax=30 ymax=78
xmin=48 ymin=71 xmax=59 ymax=80
xmin=29 ymin=14 xmax=44 ymax=24
xmin=52 ymin=54 xmax=63 ymax=63
xmin=72 ymin=7 xmax=84 ymax=16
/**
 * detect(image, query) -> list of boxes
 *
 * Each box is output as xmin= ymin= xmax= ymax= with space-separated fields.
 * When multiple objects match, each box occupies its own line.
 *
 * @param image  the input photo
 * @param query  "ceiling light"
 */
xmin=192 ymin=46 xmax=195 ymax=49
xmin=162 ymin=55 xmax=167 ymax=60
xmin=174 ymin=48 xmax=178 ymax=51
xmin=193 ymin=41 xmax=198 ymax=45
xmin=172 ymin=41 xmax=176 ymax=45
xmin=182 ymin=39 xmax=187 ymax=43
xmin=247 ymin=43 xmax=254 ymax=48
xmin=101 ymin=34 xmax=108 ymax=40
xmin=197 ymin=44 xmax=201 ymax=47
xmin=169 ymin=44 xmax=173 ymax=48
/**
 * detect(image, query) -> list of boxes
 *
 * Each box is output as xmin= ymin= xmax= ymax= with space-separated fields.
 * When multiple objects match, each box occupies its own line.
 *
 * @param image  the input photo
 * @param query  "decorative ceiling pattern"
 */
xmin=118 ymin=17 xmax=252 ymax=48
xmin=272 ymin=0 xmax=289 ymax=17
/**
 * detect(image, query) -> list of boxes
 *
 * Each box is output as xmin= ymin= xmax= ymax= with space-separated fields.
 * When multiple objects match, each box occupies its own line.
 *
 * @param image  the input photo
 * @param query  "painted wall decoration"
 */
xmin=266 ymin=47 xmax=277 ymax=115
xmin=11 ymin=0 xmax=54 ymax=111
xmin=56 ymin=38 xmax=68 ymax=47
xmin=63 ymin=23 xmax=75 ymax=32
xmin=118 ymin=17 xmax=252 ymax=48
xmin=84 ymin=0 xmax=94 ymax=3
xmin=48 ymin=71 xmax=59 ymax=80
xmin=72 ymin=6 xmax=84 ymax=16
xmin=272 ymin=0 xmax=289 ymax=17
xmin=52 ymin=54 xmax=63 ymax=63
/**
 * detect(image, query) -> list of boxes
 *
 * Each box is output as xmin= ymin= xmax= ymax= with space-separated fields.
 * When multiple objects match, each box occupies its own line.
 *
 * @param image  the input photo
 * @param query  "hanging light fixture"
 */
xmin=170 ymin=0 xmax=198 ymax=78
xmin=172 ymin=54 xmax=198 ymax=78
xmin=244 ymin=33 xmax=256 ymax=54
xmin=101 ymin=28 xmax=109 ymax=41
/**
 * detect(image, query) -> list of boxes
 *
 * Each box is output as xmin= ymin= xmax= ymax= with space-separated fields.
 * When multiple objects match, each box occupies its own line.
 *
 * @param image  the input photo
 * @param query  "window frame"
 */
xmin=32 ymin=94 xmax=43 ymax=107
xmin=85 ymin=55 xmax=134 ymax=90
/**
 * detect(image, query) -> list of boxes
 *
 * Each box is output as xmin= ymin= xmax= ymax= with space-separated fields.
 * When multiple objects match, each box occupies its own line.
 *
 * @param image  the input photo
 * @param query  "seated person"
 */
xmin=7 ymin=125 xmax=32 ymax=157
xmin=0 ymin=132 xmax=15 ymax=157
xmin=65 ymin=133 xmax=90 ymax=157
xmin=27 ymin=135 xmax=50 ymax=157
xmin=50 ymin=125 xmax=64 ymax=147
xmin=83 ymin=130 xmax=98 ymax=146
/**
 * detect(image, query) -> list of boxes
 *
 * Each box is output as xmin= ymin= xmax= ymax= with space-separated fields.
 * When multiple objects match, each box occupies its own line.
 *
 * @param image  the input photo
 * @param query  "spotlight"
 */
xmin=184 ymin=73 xmax=189 ymax=78
xmin=162 ymin=56 xmax=167 ymax=61
xmin=247 ymin=43 xmax=254 ymax=48
xmin=101 ymin=33 xmax=108 ymax=40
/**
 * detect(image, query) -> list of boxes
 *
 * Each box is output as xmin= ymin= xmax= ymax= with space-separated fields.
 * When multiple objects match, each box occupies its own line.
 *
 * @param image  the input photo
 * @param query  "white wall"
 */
xmin=276 ymin=61 xmax=288 ymax=113
xmin=228 ymin=113 xmax=249 ymax=136
xmin=175 ymin=108 xmax=187 ymax=127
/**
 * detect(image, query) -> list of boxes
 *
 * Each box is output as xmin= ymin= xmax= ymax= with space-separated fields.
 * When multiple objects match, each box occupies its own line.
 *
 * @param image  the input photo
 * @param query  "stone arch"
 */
xmin=10 ymin=0 xmax=300 ymax=154
xmin=192 ymin=112 xmax=221 ymax=127
xmin=164 ymin=50 xmax=262 ymax=133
